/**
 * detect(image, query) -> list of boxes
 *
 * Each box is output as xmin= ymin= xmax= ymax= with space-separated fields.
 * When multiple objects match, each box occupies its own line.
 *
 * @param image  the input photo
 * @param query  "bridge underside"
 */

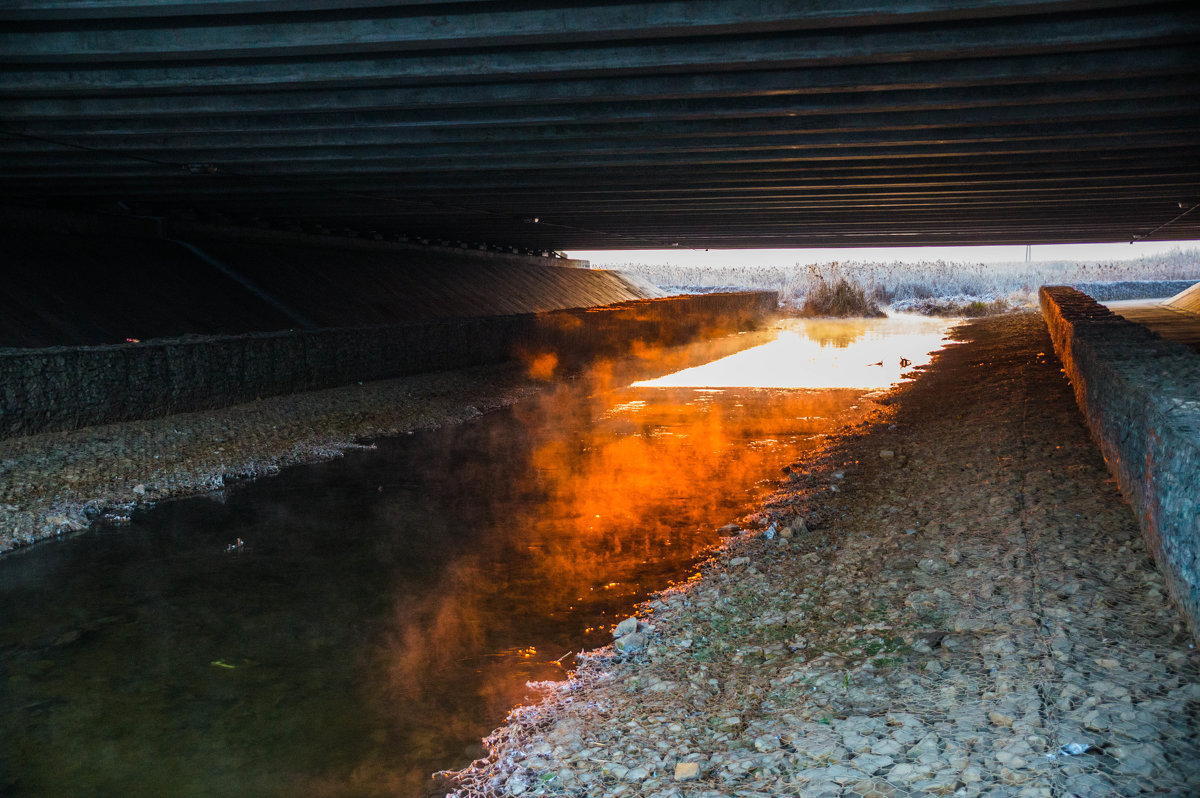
xmin=2 ymin=1 xmax=1199 ymax=251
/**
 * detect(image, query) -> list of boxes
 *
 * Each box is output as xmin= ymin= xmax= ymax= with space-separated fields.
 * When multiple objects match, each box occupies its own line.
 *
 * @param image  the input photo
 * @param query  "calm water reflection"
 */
xmin=0 ymin=316 xmax=951 ymax=797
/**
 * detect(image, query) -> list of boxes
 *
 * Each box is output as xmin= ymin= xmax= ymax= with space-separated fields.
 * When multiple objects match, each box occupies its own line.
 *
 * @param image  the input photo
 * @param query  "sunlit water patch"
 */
xmin=636 ymin=315 xmax=953 ymax=389
xmin=0 ymin=316 xmax=953 ymax=797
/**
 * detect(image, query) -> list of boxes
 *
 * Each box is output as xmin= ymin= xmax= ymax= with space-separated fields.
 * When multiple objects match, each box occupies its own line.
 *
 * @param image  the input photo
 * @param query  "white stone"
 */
xmin=615 ymin=631 xmax=647 ymax=653
xmin=908 ymin=732 xmax=941 ymax=758
xmin=842 ymin=732 xmax=872 ymax=753
xmin=754 ymin=735 xmax=779 ymax=752
xmin=605 ymin=764 xmax=630 ymax=780
xmin=870 ymin=738 xmax=903 ymax=756
xmin=614 ymin=617 xmax=639 ymax=637
xmin=851 ymin=753 xmax=894 ymax=775
xmin=886 ymin=763 xmax=934 ymax=784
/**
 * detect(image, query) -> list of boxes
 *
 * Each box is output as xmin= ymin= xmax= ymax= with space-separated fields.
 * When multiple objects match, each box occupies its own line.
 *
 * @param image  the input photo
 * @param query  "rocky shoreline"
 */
xmin=0 ymin=361 xmax=546 ymax=555
xmin=449 ymin=312 xmax=1200 ymax=798
xmin=0 ymin=327 xmax=772 ymax=556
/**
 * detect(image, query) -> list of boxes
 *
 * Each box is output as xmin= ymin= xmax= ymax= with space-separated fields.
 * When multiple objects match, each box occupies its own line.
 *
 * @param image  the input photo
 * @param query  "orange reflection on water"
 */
xmin=364 ymin=316 xmax=953 ymax=796
xmin=371 ymin=386 xmax=880 ymax=795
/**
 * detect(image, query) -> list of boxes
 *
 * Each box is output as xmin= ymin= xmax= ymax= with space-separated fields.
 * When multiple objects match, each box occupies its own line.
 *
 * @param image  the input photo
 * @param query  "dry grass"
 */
xmin=606 ymin=248 xmax=1200 ymax=316
xmin=799 ymin=277 xmax=885 ymax=318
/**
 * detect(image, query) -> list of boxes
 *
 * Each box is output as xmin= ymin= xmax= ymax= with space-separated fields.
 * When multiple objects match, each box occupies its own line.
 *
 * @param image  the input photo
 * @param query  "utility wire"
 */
xmin=1131 ymin=201 xmax=1199 ymax=243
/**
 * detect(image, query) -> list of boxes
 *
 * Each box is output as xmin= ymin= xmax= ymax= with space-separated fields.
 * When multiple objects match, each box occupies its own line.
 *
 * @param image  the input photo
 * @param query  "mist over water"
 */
xmin=0 ymin=317 xmax=952 ymax=797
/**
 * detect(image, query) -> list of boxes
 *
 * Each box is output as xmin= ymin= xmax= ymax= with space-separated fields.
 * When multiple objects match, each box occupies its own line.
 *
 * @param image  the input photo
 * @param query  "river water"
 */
xmin=0 ymin=316 xmax=952 ymax=797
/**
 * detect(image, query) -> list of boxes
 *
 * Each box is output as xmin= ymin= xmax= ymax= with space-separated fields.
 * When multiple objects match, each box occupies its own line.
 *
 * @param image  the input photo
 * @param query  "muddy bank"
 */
xmin=451 ymin=312 xmax=1200 ymax=798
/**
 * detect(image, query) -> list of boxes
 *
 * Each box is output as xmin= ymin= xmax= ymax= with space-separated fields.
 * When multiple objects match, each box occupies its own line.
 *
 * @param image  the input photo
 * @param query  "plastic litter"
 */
xmin=1047 ymin=742 xmax=1093 ymax=760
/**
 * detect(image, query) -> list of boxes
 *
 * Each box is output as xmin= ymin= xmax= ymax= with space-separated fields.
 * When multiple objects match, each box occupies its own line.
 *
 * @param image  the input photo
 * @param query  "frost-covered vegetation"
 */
xmin=605 ymin=249 xmax=1200 ymax=316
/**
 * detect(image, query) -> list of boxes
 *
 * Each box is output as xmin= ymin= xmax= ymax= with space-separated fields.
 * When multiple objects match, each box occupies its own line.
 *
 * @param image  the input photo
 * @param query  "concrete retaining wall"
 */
xmin=1040 ymin=286 xmax=1200 ymax=637
xmin=0 ymin=292 xmax=776 ymax=439
xmin=2 ymin=206 xmax=660 ymax=348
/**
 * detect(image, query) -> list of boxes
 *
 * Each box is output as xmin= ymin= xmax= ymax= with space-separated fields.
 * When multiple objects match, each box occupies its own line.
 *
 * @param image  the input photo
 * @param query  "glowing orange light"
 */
xmin=525 ymin=351 xmax=559 ymax=380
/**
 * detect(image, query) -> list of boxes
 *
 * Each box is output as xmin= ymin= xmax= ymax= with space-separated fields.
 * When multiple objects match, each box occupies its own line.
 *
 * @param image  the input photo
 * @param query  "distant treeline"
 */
xmin=603 ymin=248 xmax=1200 ymax=313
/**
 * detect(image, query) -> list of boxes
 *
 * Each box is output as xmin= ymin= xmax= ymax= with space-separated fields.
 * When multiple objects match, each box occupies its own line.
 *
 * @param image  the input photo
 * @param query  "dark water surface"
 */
xmin=0 ymin=317 xmax=950 ymax=797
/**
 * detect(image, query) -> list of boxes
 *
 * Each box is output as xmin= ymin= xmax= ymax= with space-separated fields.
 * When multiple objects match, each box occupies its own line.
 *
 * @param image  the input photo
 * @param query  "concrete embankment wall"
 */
xmin=1040 ymin=286 xmax=1200 ymax=637
xmin=1169 ymin=280 xmax=1200 ymax=312
xmin=0 ymin=292 xmax=776 ymax=439
xmin=2 ymin=206 xmax=659 ymax=349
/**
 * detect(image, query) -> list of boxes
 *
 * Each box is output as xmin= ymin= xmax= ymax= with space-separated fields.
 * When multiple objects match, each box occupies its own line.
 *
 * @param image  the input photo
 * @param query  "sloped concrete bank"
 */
xmin=0 ymin=292 xmax=774 ymax=439
xmin=1040 ymin=286 xmax=1200 ymax=639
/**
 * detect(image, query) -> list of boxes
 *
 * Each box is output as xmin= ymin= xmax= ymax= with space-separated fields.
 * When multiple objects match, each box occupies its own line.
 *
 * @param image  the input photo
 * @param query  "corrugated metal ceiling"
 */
xmin=2 ymin=1 xmax=1198 ymax=249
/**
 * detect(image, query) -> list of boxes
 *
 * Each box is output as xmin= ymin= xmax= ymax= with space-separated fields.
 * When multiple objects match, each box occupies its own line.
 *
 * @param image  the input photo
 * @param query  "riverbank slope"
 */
xmin=0 ymin=328 xmax=773 ymax=555
xmin=452 ymin=311 xmax=1200 ymax=798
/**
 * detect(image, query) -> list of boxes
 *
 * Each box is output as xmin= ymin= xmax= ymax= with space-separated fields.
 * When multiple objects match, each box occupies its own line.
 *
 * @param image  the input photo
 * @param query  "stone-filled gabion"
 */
xmin=1041 ymin=285 xmax=1200 ymax=639
xmin=0 ymin=292 xmax=776 ymax=439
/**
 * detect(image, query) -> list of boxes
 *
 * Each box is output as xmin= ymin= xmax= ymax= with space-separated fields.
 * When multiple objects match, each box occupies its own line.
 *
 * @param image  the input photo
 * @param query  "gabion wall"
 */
xmin=1 ymin=292 xmax=776 ymax=439
xmin=1041 ymin=286 xmax=1200 ymax=639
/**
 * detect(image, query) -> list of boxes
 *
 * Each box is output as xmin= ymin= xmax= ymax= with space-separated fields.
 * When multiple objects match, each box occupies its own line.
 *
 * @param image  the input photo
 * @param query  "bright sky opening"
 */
xmin=569 ymin=241 xmax=1200 ymax=268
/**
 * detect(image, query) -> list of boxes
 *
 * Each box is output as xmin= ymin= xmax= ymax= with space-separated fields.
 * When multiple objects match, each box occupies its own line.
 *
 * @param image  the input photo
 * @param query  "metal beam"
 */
xmin=2 ymin=6 xmax=1192 ymax=75
xmin=3 ymin=1 xmax=1197 ymax=249
xmin=0 ymin=1 xmax=1166 ymax=61
xmin=5 ymin=44 xmax=1192 ymax=101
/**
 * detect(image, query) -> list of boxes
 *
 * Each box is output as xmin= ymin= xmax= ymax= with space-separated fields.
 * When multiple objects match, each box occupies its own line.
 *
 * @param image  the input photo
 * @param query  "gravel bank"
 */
xmin=450 ymin=312 xmax=1200 ymax=798
xmin=0 ymin=362 xmax=546 ymax=554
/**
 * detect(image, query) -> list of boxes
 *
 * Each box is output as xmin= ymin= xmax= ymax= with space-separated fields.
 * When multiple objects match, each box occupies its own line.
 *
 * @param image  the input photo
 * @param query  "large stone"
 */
xmin=797 ymin=765 xmax=859 ymax=785
xmin=851 ymin=753 xmax=894 ymax=775
xmin=754 ymin=735 xmax=779 ymax=752
xmin=918 ymin=558 xmax=949 ymax=574
xmin=613 ymin=617 xmax=639 ymax=637
xmin=989 ymin=710 xmax=1015 ymax=728
xmin=848 ymin=780 xmax=897 ymax=798
xmin=908 ymin=732 xmax=941 ymax=759
xmin=886 ymin=763 xmax=934 ymax=784
xmin=614 ymin=631 xmax=647 ymax=652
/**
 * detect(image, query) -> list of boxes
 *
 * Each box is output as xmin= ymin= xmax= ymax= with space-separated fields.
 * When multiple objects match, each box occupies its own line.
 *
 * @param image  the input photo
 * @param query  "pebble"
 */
xmin=673 ymin=762 xmax=700 ymax=781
